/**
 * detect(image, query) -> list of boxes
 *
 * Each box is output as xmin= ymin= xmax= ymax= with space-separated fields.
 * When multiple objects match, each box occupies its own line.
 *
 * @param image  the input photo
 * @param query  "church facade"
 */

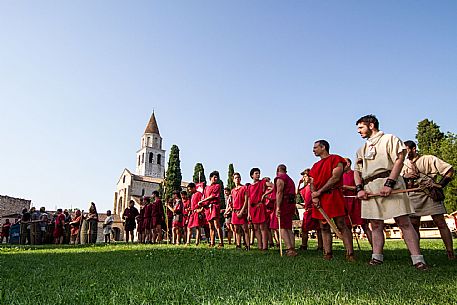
xmin=113 ymin=112 xmax=166 ymax=216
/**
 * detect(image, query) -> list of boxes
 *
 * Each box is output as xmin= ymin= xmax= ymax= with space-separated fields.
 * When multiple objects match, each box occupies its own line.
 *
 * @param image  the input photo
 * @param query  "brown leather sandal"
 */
xmin=368 ymin=258 xmax=383 ymax=266
xmin=414 ymin=262 xmax=429 ymax=271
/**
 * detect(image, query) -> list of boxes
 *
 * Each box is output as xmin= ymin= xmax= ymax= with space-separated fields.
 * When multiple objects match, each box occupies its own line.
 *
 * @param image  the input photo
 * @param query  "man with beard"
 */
xmin=402 ymin=140 xmax=454 ymax=259
xmin=354 ymin=115 xmax=427 ymax=270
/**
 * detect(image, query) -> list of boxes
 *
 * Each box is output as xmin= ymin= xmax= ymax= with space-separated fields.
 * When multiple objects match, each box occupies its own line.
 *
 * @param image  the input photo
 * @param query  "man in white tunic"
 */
xmin=402 ymin=140 xmax=454 ymax=259
xmin=354 ymin=115 xmax=427 ymax=270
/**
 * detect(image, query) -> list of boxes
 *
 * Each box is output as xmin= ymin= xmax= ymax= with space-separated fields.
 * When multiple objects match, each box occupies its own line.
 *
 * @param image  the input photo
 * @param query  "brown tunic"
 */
xmin=402 ymin=155 xmax=452 ymax=216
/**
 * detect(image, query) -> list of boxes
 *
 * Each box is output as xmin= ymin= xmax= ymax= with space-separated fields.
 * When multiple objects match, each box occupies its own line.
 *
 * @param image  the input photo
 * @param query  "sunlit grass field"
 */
xmin=1 ymin=239 xmax=455 ymax=305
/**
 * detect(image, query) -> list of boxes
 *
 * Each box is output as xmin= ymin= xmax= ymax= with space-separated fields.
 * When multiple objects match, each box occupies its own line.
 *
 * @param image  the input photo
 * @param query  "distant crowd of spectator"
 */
xmin=0 ymin=202 xmax=116 ymax=245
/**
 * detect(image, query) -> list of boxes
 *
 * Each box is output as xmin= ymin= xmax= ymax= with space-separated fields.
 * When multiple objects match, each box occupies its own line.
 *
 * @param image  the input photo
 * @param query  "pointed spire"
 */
xmin=144 ymin=111 xmax=160 ymax=135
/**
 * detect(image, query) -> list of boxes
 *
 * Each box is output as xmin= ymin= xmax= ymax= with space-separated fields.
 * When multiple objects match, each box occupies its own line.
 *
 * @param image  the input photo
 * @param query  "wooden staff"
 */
xmin=78 ymin=210 xmax=84 ymax=245
xmin=278 ymin=214 xmax=283 ymax=257
xmin=347 ymin=215 xmax=361 ymax=251
xmin=344 ymin=187 xmax=423 ymax=198
xmin=316 ymin=206 xmax=343 ymax=240
xmin=367 ymin=187 xmax=422 ymax=198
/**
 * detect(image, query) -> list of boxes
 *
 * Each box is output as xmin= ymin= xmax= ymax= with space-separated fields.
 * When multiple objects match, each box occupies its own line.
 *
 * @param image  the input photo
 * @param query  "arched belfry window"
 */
xmin=142 ymin=153 xmax=144 ymax=164
xmin=149 ymin=152 xmax=153 ymax=163
xmin=157 ymin=154 xmax=161 ymax=165
xmin=123 ymin=175 xmax=126 ymax=183
xmin=147 ymin=137 xmax=151 ymax=146
xmin=138 ymin=156 xmax=141 ymax=166
xmin=141 ymin=189 xmax=145 ymax=196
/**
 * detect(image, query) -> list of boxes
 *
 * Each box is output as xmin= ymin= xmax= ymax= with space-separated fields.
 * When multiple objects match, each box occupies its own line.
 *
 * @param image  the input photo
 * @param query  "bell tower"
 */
xmin=135 ymin=112 xmax=165 ymax=178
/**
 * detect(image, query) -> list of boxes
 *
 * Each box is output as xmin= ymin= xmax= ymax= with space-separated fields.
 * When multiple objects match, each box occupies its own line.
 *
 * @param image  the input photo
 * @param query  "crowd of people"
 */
xmin=2 ymin=115 xmax=455 ymax=271
xmin=0 ymin=202 xmax=118 ymax=245
xmin=122 ymin=114 xmax=455 ymax=271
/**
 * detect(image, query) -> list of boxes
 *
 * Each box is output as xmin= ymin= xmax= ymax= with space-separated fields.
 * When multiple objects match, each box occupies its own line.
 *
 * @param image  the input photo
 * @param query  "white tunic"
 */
xmin=356 ymin=132 xmax=415 ymax=220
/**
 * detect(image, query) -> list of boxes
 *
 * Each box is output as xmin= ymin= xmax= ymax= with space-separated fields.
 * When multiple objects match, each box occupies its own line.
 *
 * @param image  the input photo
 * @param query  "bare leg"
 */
xmin=361 ymin=223 xmax=373 ymax=246
xmin=195 ymin=227 xmax=201 ymax=245
xmin=214 ymin=219 xmax=224 ymax=246
xmin=208 ymin=222 xmax=215 ymax=245
xmin=156 ymin=225 xmax=163 ymax=242
xmin=203 ymin=225 xmax=210 ymax=244
xmin=409 ymin=216 xmax=421 ymax=240
xmin=253 ymin=224 xmax=262 ymax=249
xmin=370 ymin=219 xmax=385 ymax=255
xmin=395 ymin=215 xmax=421 ymax=256
xmin=260 ymin=222 xmax=269 ymax=250
xmin=334 ymin=216 xmax=354 ymax=256
xmin=301 ymin=229 xmax=309 ymax=249
xmin=186 ymin=227 xmax=192 ymax=244
xmin=316 ymin=229 xmax=323 ymax=250
xmin=319 ymin=221 xmax=333 ymax=257
xmin=432 ymin=214 xmax=454 ymax=258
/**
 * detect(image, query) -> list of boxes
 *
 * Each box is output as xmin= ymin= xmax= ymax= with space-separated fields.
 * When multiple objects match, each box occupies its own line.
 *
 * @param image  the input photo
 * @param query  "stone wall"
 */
xmin=0 ymin=195 xmax=31 ymax=217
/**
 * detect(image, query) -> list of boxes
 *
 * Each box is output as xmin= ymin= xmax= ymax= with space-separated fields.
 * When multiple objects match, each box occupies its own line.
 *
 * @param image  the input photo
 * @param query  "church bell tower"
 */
xmin=135 ymin=112 xmax=166 ymax=178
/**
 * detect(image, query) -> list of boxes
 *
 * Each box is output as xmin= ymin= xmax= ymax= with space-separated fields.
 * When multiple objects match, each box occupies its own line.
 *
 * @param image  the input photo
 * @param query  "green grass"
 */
xmin=0 ymin=240 xmax=456 ymax=305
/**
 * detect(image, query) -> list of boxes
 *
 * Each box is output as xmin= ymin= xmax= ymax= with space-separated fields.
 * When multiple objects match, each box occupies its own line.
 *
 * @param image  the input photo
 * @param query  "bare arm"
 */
xmin=312 ymin=163 xmax=344 ymax=198
xmin=275 ymin=179 xmax=284 ymax=217
xmin=198 ymin=195 xmax=216 ymax=206
xmin=354 ymin=170 xmax=369 ymax=200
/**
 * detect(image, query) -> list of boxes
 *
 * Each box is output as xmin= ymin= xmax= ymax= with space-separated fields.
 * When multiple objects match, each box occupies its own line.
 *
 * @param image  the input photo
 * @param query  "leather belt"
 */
xmin=363 ymin=171 xmax=391 ymax=185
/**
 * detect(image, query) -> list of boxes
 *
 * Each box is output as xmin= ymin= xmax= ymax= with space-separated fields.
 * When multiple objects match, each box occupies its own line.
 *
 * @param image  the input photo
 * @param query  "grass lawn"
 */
xmin=0 ymin=239 xmax=455 ymax=305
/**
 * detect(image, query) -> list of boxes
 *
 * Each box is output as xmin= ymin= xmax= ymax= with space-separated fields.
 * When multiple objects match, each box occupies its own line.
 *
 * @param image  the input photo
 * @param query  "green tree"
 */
xmin=416 ymin=120 xmax=457 ymax=212
xmin=439 ymin=133 xmax=457 ymax=212
xmin=164 ymin=145 xmax=182 ymax=201
xmin=227 ymin=163 xmax=235 ymax=190
xmin=217 ymin=178 xmax=226 ymax=207
xmin=193 ymin=163 xmax=207 ymax=184
xmin=157 ymin=183 xmax=164 ymax=198
xmin=416 ymin=119 xmax=444 ymax=156
xmin=217 ymin=177 xmax=226 ymax=225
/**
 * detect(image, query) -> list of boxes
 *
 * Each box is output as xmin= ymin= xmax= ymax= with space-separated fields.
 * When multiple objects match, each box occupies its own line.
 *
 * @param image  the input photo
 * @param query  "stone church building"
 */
xmin=113 ymin=112 xmax=188 ymax=218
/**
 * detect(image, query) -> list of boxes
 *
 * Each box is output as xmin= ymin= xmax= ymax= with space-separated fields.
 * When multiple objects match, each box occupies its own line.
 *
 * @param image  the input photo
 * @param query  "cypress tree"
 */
xmin=193 ymin=163 xmax=207 ymax=184
xmin=164 ymin=145 xmax=182 ymax=201
xmin=227 ymin=163 xmax=235 ymax=190
xmin=416 ymin=119 xmax=444 ymax=156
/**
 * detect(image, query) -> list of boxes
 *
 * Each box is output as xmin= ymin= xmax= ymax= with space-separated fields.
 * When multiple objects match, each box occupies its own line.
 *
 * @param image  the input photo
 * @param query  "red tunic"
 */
xmin=143 ymin=203 xmax=153 ymax=230
xmin=137 ymin=207 xmax=144 ymax=233
xmin=231 ymin=185 xmax=247 ymax=225
xmin=343 ymin=170 xmax=364 ymax=225
xmin=182 ymin=199 xmax=190 ymax=227
xmin=172 ymin=200 xmax=184 ymax=228
xmin=248 ymin=179 xmax=267 ymax=224
xmin=267 ymin=187 xmax=279 ymax=230
xmin=203 ymin=183 xmax=221 ymax=221
xmin=151 ymin=199 xmax=164 ymax=228
xmin=274 ymin=173 xmax=296 ymax=230
xmin=53 ymin=213 xmax=65 ymax=238
xmin=310 ymin=154 xmax=347 ymax=220
xmin=1 ymin=222 xmax=11 ymax=237
xmin=299 ymin=185 xmax=319 ymax=231
xmin=188 ymin=191 xmax=203 ymax=228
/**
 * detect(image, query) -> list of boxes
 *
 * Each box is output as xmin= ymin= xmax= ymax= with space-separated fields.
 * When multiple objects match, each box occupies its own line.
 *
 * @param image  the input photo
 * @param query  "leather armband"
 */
xmin=439 ymin=176 xmax=452 ymax=188
xmin=384 ymin=179 xmax=396 ymax=188
xmin=356 ymin=184 xmax=364 ymax=193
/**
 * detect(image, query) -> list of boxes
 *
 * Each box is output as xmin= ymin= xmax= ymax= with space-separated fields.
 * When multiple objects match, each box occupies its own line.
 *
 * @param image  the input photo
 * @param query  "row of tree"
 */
xmin=416 ymin=119 xmax=457 ymax=212
xmin=162 ymin=145 xmax=236 ymax=210
xmin=161 ymin=119 xmax=457 ymax=213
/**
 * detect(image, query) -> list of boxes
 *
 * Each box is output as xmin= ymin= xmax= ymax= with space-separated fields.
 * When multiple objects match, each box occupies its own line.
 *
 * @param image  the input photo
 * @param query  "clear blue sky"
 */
xmin=1 ymin=1 xmax=456 ymax=212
